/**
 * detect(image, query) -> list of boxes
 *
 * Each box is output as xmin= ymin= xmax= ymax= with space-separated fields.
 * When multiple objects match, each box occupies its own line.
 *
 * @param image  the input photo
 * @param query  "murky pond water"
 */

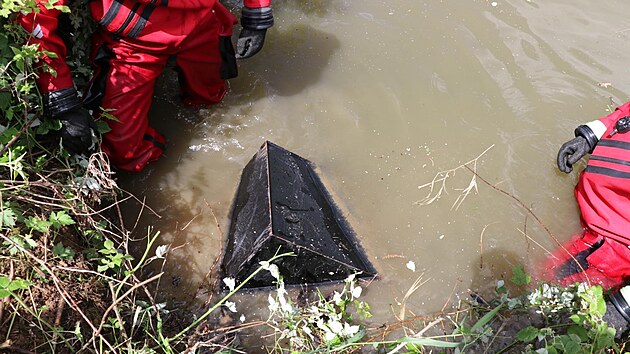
xmin=119 ymin=0 xmax=630 ymax=333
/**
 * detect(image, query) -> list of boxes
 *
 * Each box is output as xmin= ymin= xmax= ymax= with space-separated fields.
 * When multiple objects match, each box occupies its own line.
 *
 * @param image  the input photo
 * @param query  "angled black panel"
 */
xmin=221 ymin=141 xmax=376 ymax=289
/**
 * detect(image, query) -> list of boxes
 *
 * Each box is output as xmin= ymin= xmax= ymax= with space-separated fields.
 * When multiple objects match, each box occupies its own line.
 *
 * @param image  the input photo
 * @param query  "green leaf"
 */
xmin=25 ymin=216 xmax=52 ymax=233
xmin=8 ymin=278 xmax=31 ymax=291
xmin=24 ymin=235 xmax=36 ymax=249
xmin=49 ymin=210 xmax=75 ymax=228
xmin=0 ymin=276 xmax=10 ymax=288
xmin=566 ymin=324 xmax=588 ymax=342
xmin=470 ymin=303 xmax=503 ymax=333
xmin=74 ymin=322 xmax=83 ymax=342
xmin=397 ymin=337 xmax=461 ymax=348
xmin=0 ymin=207 xmax=16 ymax=228
xmin=53 ymin=242 xmax=75 ymax=260
xmin=0 ymin=92 xmax=10 ymax=111
xmin=94 ymin=120 xmax=111 ymax=134
xmin=556 ymin=334 xmax=581 ymax=353
xmin=0 ymin=276 xmax=31 ymax=297
xmin=516 ymin=326 xmax=539 ymax=342
xmin=510 ymin=264 xmax=531 ymax=286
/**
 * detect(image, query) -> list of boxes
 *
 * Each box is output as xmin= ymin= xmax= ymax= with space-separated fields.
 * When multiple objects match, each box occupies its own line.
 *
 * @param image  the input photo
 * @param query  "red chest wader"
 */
xmin=543 ymin=102 xmax=630 ymax=288
xmin=83 ymin=1 xmax=238 ymax=171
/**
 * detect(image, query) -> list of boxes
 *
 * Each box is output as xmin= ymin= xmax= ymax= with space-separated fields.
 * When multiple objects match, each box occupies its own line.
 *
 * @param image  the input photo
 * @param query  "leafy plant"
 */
xmin=264 ymin=271 xmax=370 ymax=352
xmin=519 ymin=282 xmax=618 ymax=353
xmin=96 ymin=238 xmax=134 ymax=273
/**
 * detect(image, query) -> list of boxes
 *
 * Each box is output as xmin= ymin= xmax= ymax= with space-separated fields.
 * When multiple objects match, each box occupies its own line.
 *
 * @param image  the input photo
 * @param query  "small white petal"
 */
xmin=268 ymin=294 xmax=278 ymax=311
xmin=351 ymin=286 xmax=363 ymax=299
xmin=329 ymin=320 xmax=343 ymax=334
xmin=324 ymin=330 xmax=337 ymax=342
xmin=332 ymin=291 xmax=343 ymax=305
xmin=224 ymin=301 xmax=237 ymax=313
xmin=155 ymin=244 xmax=169 ymax=258
xmin=268 ymin=264 xmax=280 ymax=280
xmin=239 ymin=314 xmax=246 ymax=322
xmin=223 ymin=277 xmax=236 ymax=291
xmin=343 ymin=323 xmax=360 ymax=337
xmin=406 ymin=260 xmax=416 ymax=272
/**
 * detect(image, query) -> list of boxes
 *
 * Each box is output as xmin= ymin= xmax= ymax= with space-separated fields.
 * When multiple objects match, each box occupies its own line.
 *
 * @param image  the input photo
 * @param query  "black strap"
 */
xmin=99 ymin=0 xmax=123 ymax=27
xmin=114 ymin=2 xmax=141 ymax=35
xmin=585 ymin=166 xmax=630 ymax=179
xmin=127 ymin=4 xmax=156 ymax=38
xmin=598 ymin=139 xmax=630 ymax=151
xmin=143 ymin=134 xmax=166 ymax=151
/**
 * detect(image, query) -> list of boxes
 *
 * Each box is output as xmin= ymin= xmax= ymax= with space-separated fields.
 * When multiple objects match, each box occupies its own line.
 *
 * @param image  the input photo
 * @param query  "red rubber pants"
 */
xmin=89 ymin=8 xmax=233 ymax=172
xmin=540 ymin=231 xmax=630 ymax=289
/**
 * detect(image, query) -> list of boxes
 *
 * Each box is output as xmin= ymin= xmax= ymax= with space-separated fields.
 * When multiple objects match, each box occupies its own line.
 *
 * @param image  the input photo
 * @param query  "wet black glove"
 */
xmin=43 ymin=87 xmax=96 ymax=156
xmin=236 ymin=28 xmax=267 ymax=59
xmin=557 ymin=136 xmax=591 ymax=173
xmin=57 ymin=108 xmax=97 ymax=155
xmin=236 ymin=6 xmax=273 ymax=59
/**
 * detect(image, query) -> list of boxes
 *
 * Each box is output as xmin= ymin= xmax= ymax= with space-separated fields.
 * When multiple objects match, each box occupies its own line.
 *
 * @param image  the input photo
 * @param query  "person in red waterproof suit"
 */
xmin=551 ymin=102 xmax=630 ymax=336
xmin=18 ymin=0 xmax=273 ymax=172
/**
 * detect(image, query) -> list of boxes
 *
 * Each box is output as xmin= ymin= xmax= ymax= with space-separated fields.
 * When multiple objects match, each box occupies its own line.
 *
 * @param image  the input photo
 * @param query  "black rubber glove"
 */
xmin=237 ymin=6 xmax=273 ymax=59
xmin=236 ymin=28 xmax=267 ymax=59
xmin=57 ymin=107 xmax=97 ymax=156
xmin=557 ymin=136 xmax=591 ymax=174
xmin=43 ymin=87 xmax=96 ymax=156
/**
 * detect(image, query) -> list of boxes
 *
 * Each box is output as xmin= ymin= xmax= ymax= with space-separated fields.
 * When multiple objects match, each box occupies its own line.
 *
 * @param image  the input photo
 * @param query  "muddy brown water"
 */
xmin=118 ymin=0 xmax=630 ymax=330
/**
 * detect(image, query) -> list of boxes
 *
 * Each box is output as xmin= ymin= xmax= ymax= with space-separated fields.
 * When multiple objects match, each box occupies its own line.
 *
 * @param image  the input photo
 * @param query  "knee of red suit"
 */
xmin=101 ymin=127 xmax=166 ymax=172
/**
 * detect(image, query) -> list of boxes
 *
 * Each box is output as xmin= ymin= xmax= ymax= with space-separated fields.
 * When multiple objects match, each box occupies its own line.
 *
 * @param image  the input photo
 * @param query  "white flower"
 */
xmin=223 ymin=277 xmax=236 ymax=291
xmin=328 ymin=320 xmax=343 ymax=334
xmin=277 ymin=284 xmax=293 ymax=313
xmin=224 ymin=301 xmax=237 ymax=313
xmin=239 ymin=314 xmax=246 ymax=322
xmin=406 ymin=260 xmax=416 ymax=272
xmin=577 ymin=282 xmax=588 ymax=295
xmin=351 ymin=285 xmax=363 ymax=299
xmin=323 ymin=330 xmax=337 ymax=342
xmin=343 ymin=323 xmax=360 ymax=337
xmin=332 ymin=291 xmax=343 ymax=305
xmin=268 ymin=294 xmax=279 ymax=312
xmin=317 ymin=320 xmax=337 ymax=343
xmin=155 ymin=244 xmax=169 ymax=258
xmin=345 ymin=273 xmax=356 ymax=283
xmin=268 ymin=264 xmax=280 ymax=280
xmin=259 ymin=261 xmax=280 ymax=280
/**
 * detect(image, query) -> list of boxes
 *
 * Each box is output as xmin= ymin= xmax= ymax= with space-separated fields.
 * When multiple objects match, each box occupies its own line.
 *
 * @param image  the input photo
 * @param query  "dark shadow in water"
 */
xmin=468 ymin=248 xmax=525 ymax=300
xmin=114 ymin=96 xmax=213 ymax=306
xmin=233 ymin=23 xmax=341 ymax=98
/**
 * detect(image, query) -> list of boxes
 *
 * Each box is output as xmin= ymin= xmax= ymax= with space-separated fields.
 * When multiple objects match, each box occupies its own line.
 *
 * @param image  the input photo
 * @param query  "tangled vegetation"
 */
xmin=1 ymin=1 xmax=629 ymax=353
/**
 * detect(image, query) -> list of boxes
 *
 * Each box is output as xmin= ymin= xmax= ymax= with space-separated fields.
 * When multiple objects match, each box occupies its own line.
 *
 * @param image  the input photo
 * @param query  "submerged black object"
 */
xmin=221 ymin=141 xmax=377 ymax=289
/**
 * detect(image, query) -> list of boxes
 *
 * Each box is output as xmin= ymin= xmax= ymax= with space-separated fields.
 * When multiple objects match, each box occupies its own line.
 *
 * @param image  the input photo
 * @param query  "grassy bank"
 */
xmin=1 ymin=1 xmax=628 ymax=353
